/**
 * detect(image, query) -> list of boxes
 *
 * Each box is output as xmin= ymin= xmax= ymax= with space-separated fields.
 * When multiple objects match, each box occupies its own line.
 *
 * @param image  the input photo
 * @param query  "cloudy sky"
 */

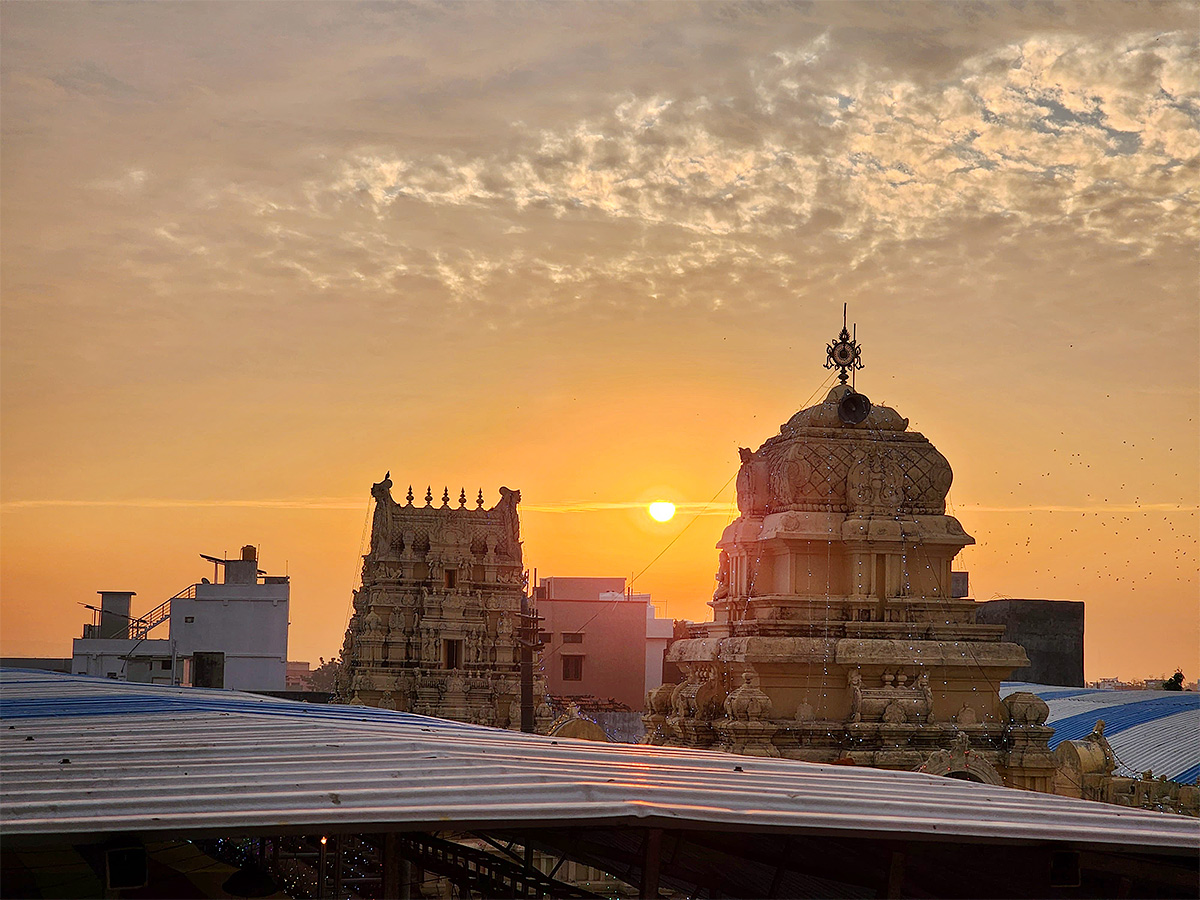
xmin=2 ymin=1 xmax=1196 ymax=679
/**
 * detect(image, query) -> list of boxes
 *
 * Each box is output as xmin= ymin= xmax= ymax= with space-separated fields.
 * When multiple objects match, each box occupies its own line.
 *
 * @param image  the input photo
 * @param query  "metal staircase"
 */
xmin=129 ymin=584 xmax=197 ymax=640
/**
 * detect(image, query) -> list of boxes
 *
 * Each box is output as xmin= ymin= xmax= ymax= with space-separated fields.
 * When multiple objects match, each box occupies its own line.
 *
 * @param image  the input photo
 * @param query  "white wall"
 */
xmin=170 ymin=580 xmax=288 ymax=691
xmin=72 ymin=638 xmax=175 ymax=684
xmin=645 ymin=605 xmax=674 ymax=694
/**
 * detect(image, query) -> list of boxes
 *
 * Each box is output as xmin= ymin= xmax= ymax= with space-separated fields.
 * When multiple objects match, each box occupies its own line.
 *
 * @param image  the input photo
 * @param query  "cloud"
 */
xmin=0 ymin=498 xmax=367 ymax=511
xmin=50 ymin=61 xmax=140 ymax=98
xmin=88 ymin=168 xmax=149 ymax=194
xmin=0 ymin=497 xmax=738 ymax=517
xmin=56 ymin=20 xmax=1185 ymax=317
xmin=2 ymin=3 xmax=1196 ymax=427
xmin=12 ymin=498 xmax=1188 ymax=517
xmin=959 ymin=504 xmax=1198 ymax=514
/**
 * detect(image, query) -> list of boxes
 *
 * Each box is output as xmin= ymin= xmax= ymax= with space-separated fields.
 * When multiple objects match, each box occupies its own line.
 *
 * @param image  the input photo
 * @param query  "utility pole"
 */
xmin=518 ymin=569 xmax=543 ymax=733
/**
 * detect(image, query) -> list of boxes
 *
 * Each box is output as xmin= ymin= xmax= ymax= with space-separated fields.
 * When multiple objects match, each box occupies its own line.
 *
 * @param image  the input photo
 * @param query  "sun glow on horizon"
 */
xmin=648 ymin=501 xmax=676 ymax=522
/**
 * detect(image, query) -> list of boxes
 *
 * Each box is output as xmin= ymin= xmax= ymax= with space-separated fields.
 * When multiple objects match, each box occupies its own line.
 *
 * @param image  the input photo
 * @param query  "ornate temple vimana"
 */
xmin=647 ymin=315 xmax=1057 ymax=791
xmin=338 ymin=476 xmax=536 ymax=728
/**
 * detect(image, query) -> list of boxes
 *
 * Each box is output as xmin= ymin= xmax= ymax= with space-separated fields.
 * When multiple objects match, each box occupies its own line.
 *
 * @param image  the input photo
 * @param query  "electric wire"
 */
xmin=537 ymin=472 xmax=739 ymax=671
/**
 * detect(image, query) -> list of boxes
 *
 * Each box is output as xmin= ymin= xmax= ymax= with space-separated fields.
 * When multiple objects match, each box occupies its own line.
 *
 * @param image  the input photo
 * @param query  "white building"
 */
xmin=72 ymin=546 xmax=289 ymax=691
xmin=71 ymin=638 xmax=176 ymax=683
xmin=70 ymin=628 xmax=175 ymax=681
xmin=72 ymin=590 xmax=178 ymax=683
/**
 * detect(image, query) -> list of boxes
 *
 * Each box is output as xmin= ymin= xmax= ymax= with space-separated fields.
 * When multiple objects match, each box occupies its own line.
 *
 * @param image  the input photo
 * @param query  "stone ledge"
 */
xmin=835 ymin=638 xmax=1030 ymax=668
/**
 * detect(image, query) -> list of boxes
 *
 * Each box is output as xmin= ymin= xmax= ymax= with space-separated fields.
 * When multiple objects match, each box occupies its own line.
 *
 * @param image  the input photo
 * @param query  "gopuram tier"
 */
xmin=650 ymin=321 xmax=1056 ymax=791
xmin=339 ymin=476 xmax=539 ymax=728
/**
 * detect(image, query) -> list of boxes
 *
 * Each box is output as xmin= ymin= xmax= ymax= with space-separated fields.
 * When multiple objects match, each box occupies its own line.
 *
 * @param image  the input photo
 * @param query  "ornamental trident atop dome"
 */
xmin=824 ymin=303 xmax=864 ymax=385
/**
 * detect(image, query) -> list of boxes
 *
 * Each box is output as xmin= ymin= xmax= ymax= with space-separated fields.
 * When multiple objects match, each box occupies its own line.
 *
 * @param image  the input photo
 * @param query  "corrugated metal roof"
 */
xmin=2 ymin=670 xmax=1196 ymax=852
xmin=1002 ymin=683 xmax=1200 ymax=782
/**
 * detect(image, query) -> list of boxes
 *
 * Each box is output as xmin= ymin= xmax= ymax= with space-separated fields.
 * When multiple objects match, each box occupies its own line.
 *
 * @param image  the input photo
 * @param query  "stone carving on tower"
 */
xmin=339 ymin=474 xmax=537 ymax=727
xmin=652 ymin=312 xmax=1057 ymax=792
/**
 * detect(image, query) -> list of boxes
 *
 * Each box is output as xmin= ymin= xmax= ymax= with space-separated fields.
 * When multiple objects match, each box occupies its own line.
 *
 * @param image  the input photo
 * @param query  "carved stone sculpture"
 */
xmin=340 ymin=478 xmax=541 ymax=727
xmin=725 ymin=670 xmax=772 ymax=721
xmin=847 ymin=669 xmax=863 ymax=723
xmin=917 ymin=669 xmax=934 ymax=724
xmin=715 ymin=671 xmax=779 ymax=757
xmin=640 ymin=683 xmax=676 ymax=745
xmin=918 ymin=732 xmax=1005 ymax=786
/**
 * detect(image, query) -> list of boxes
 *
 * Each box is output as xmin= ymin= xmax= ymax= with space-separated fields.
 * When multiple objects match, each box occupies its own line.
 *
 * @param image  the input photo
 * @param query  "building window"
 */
xmin=444 ymin=569 xmax=457 ymax=590
xmin=562 ymin=632 xmax=583 ymax=644
xmin=444 ymin=639 xmax=462 ymax=669
xmin=537 ymin=631 xmax=550 ymax=647
xmin=562 ymin=656 xmax=583 ymax=681
xmin=184 ymin=616 xmax=195 ymax=624
xmin=160 ymin=660 xmax=171 ymax=671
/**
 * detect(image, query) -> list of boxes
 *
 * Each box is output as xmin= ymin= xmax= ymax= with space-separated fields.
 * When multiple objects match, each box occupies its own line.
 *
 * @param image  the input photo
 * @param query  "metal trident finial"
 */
xmin=824 ymin=303 xmax=863 ymax=385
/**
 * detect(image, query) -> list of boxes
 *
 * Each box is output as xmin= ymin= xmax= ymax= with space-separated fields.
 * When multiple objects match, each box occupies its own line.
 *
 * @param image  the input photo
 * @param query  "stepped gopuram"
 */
xmin=648 ymin=316 xmax=1057 ymax=791
xmin=339 ymin=475 xmax=536 ymax=728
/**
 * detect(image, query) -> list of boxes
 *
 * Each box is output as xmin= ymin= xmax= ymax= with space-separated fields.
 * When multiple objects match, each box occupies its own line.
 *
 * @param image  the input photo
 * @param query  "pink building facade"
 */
xmin=534 ymin=577 xmax=673 ymax=711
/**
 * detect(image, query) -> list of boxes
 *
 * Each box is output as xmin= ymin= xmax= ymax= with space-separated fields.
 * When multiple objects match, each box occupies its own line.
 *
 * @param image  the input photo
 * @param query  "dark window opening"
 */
xmin=444 ymin=639 xmax=462 ymax=669
xmin=946 ymin=770 xmax=985 ymax=783
xmin=562 ymin=632 xmax=583 ymax=644
xmin=160 ymin=660 xmax=171 ymax=671
xmin=184 ymin=616 xmax=195 ymax=624
xmin=192 ymin=652 xmax=225 ymax=689
xmin=562 ymin=656 xmax=583 ymax=681
xmin=444 ymin=569 xmax=457 ymax=590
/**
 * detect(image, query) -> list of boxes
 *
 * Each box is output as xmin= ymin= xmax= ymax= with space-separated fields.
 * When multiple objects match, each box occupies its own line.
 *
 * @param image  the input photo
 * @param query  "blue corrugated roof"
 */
xmin=1174 ymin=761 xmax=1200 ymax=786
xmin=1019 ymin=688 xmax=1094 ymax=701
xmin=0 ymin=670 xmax=484 ymax=729
xmin=1001 ymin=682 xmax=1200 ymax=784
xmin=1046 ymin=694 xmax=1198 ymax=745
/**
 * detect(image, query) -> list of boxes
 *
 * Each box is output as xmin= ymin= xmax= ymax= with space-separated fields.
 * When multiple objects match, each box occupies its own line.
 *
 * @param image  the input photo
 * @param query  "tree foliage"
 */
xmin=310 ymin=656 xmax=341 ymax=692
xmin=1162 ymin=669 xmax=1184 ymax=691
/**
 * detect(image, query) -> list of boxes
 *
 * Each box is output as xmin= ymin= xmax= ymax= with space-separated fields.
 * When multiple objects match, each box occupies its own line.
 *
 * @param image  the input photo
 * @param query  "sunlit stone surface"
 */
xmin=338 ymin=476 xmax=541 ymax=728
xmin=653 ymin=383 xmax=1056 ymax=791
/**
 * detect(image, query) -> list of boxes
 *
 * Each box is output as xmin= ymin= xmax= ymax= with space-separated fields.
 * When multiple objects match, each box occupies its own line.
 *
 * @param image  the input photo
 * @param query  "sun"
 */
xmin=648 ymin=501 xmax=676 ymax=522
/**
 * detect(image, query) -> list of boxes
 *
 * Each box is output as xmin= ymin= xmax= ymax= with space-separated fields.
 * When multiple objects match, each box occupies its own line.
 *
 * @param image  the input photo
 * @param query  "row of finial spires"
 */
xmin=402 ymin=485 xmax=486 ymax=509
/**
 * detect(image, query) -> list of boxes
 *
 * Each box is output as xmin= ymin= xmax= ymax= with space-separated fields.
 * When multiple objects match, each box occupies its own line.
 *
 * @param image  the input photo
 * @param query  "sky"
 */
xmin=2 ymin=1 xmax=1196 ymax=682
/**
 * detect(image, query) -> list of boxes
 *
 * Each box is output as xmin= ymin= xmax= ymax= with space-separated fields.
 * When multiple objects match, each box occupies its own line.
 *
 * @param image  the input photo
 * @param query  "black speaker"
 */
xmin=837 ymin=391 xmax=872 ymax=425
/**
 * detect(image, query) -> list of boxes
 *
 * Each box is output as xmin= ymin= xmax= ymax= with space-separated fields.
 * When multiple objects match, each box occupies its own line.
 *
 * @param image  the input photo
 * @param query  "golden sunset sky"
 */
xmin=2 ymin=2 xmax=1196 ymax=681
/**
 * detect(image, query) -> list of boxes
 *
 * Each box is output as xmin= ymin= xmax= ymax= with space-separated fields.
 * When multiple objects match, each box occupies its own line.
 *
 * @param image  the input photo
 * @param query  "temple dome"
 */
xmin=736 ymin=386 xmax=954 ymax=516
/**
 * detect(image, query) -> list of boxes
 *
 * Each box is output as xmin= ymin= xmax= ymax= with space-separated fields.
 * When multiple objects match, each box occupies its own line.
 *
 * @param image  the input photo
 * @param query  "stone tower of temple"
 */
xmin=339 ymin=475 xmax=535 ymax=728
xmin=649 ymin=322 xmax=1056 ymax=791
